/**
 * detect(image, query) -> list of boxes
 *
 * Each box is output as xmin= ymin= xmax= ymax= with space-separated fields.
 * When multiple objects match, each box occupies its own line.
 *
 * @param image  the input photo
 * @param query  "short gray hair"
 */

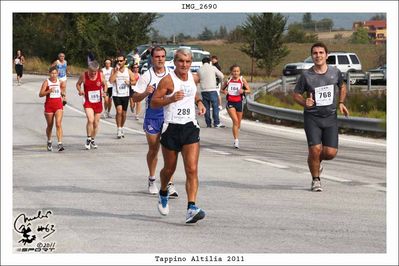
xmin=173 ymin=48 xmax=192 ymax=62
xmin=88 ymin=60 xmax=99 ymax=71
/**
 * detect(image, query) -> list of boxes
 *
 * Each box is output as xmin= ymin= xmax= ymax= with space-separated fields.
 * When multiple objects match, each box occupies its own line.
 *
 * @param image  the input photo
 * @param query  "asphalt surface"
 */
xmin=11 ymin=74 xmax=386 ymax=254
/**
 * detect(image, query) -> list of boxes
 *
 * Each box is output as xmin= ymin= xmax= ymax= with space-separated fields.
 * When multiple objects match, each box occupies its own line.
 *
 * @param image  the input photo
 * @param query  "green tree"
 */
xmin=284 ymin=23 xmax=318 ymax=43
xmin=175 ymin=33 xmax=192 ymax=43
xmin=370 ymin=13 xmax=386 ymax=20
xmin=13 ymin=13 xmax=159 ymax=66
xmin=302 ymin=13 xmax=315 ymax=31
xmin=318 ymin=18 xmax=334 ymax=31
xmin=350 ymin=27 xmax=371 ymax=44
xmin=216 ymin=25 xmax=228 ymax=39
xmin=241 ymin=13 xmax=289 ymax=77
xmin=198 ymin=27 xmax=214 ymax=40
xmin=227 ymin=26 xmax=245 ymax=42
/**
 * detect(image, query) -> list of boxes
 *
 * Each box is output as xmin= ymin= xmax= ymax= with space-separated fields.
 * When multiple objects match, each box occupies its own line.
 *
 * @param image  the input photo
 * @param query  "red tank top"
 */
xmin=226 ymin=77 xmax=243 ymax=103
xmin=84 ymin=71 xmax=103 ymax=104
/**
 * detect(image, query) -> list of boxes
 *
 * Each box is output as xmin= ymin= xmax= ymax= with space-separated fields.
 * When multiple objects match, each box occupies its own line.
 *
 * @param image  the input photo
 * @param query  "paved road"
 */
xmin=11 ymin=75 xmax=386 ymax=254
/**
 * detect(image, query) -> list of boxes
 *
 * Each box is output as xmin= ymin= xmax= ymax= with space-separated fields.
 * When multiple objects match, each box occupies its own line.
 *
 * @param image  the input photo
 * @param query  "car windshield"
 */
xmin=304 ymin=56 xmax=313 ymax=63
xmin=165 ymin=50 xmax=208 ymax=63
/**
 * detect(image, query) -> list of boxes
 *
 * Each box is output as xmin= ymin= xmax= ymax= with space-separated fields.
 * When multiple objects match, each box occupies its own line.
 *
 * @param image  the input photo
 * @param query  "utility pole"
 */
xmin=251 ymin=40 xmax=255 ymax=82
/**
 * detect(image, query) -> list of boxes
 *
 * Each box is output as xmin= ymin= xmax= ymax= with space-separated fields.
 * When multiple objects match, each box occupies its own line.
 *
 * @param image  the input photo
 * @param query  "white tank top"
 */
xmin=163 ymin=71 xmax=197 ymax=125
xmin=112 ymin=67 xmax=130 ymax=97
xmin=102 ymin=67 xmax=113 ymax=88
xmin=47 ymin=78 xmax=61 ymax=98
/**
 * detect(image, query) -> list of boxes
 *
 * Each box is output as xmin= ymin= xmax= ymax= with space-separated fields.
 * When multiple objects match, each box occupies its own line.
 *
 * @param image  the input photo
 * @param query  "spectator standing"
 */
xmin=198 ymin=57 xmax=225 ymax=128
xmin=211 ymin=55 xmax=223 ymax=110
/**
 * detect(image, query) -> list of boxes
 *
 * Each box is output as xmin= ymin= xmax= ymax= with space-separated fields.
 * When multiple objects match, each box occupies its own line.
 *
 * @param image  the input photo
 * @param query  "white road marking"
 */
xmin=203 ymin=148 xmax=231 ymax=155
xmin=301 ymin=172 xmax=352 ymax=183
xmin=245 ymin=158 xmax=289 ymax=169
xmin=64 ymin=103 xmax=144 ymax=135
xmin=362 ymin=184 xmax=386 ymax=192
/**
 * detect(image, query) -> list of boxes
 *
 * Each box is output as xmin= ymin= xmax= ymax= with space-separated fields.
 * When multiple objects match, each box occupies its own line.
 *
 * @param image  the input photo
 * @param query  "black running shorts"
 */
xmin=226 ymin=101 xmax=243 ymax=112
xmin=113 ymin=96 xmax=129 ymax=111
xmin=15 ymin=64 xmax=23 ymax=77
xmin=160 ymin=121 xmax=200 ymax=152
xmin=304 ymin=112 xmax=338 ymax=148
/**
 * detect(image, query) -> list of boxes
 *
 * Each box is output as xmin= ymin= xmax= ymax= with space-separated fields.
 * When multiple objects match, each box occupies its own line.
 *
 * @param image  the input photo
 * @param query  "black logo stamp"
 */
xmin=14 ymin=210 xmax=56 ymax=252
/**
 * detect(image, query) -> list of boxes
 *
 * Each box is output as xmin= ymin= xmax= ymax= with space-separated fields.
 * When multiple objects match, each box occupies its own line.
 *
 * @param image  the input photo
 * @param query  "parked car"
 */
xmin=282 ymin=56 xmax=314 ymax=76
xmin=164 ymin=48 xmax=210 ymax=73
xmin=283 ymin=52 xmax=362 ymax=84
xmin=127 ymin=44 xmax=205 ymax=74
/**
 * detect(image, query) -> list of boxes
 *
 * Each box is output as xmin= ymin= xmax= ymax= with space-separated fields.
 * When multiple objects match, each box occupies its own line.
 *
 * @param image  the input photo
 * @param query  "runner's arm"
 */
xmin=101 ymin=73 xmax=108 ymax=95
xmin=193 ymin=73 xmax=200 ymax=85
xmin=220 ymin=81 xmax=228 ymax=95
xmin=109 ymin=69 xmax=118 ymax=83
xmin=131 ymin=74 xmax=152 ymax=102
xmin=76 ymin=73 xmax=85 ymax=96
xmin=195 ymin=94 xmax=206 ymax=115
xmin=242 ymin=78 xmax=251 ymax=94
xmin=39 ymin=80 xmax=50 ymax=97
xmin=128 ymin=70 xmax=137 ymax=86
xmin=60 ymin=81 xmax=66 ymax=97
xmin=338 ymin=82 xmax=349 ymax=116
xmin=151 ymin=75 xmax=182 ymax=108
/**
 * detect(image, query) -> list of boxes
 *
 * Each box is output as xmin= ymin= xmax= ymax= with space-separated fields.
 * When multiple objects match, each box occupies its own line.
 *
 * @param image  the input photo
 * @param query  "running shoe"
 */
xmin=57 ymin=143 xmax=64 ymax=152
xmin=167 ymin=183 xmax=179 ymax=198
xmin=157 ymin=192 xmax=169 ymax=216
xmin=117 ymin=128 xmax=122 ymax=139
xmin=218 ymin=105 xmax=223 ymax=110
xmin=85 ymin=138 xmax=91 ymax=150
xmin=234 ymin=139 xmax=239 ymax=149
xmin=121 ymin=128 xmax=125 ymax=138
xmin=102 ymin=112 xmax=107 ymax=119
xmin=186 ymin=205 xmax=206 ymax=224
xmin=311 ymin=180 xmax=323 ymax=192
xmin=215 ymin=123 xmax=225 ymax=128
xmin=135 ymin=115 xmax=140 ymax=120
xmin=106 ymin=111 xmax=112 ymax=118
xmin=90 ymin=139 xmax=98 ymax=149
xmin=47 ymin=141 xmax=52 ymax=152
xmin=148 ymin=179 xmax=158 ymax=195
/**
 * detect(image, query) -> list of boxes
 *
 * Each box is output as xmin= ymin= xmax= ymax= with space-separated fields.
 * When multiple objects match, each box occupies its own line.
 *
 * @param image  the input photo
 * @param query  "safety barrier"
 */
xmin=247 ymin=74 xmax=386 ymax=133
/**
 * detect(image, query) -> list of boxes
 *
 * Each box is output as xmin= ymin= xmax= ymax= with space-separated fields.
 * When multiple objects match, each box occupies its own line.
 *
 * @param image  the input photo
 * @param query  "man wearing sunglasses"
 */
xmin=109 ymin=55 xmax=136 ymax=138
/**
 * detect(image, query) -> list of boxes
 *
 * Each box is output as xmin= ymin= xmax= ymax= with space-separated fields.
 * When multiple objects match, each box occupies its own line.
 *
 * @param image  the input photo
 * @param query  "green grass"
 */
xmin=23 ymin=56 xmax=86 ymax=76
xmin=255 ymin=90 xmax=386 ymax=119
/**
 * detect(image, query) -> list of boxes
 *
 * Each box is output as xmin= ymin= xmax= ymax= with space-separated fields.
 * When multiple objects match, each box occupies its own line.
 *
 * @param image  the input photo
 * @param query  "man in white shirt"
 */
xmin=198 ymin=57 xmax=224 ymax=128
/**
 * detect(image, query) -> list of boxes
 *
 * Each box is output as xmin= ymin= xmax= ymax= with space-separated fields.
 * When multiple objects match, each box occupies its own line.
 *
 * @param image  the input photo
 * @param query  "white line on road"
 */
xmin=302 ymin=172 xmax=352 ymax=183
xmin=203 ymin=148 xmax=231 ymax=155
xmin=362 ymin=184 xmax=386 ymax=192
xmin=64 ymin=103 xmax=145 ymax=135
xmin=245 ymin=158 xmax=289 ymax=169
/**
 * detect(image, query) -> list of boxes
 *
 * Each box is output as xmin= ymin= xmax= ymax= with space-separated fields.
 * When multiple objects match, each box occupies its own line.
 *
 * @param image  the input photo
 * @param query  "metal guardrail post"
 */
xmin=367 ymin=72 xmax=372 ymax=90
xmin=347 ymin=72 xmax=351 ymax=92
xmin=282 ymin=76 xmax=287 ymax=95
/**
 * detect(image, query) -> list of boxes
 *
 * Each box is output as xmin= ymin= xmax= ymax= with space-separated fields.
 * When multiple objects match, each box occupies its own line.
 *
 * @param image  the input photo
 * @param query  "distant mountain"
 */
xmin=152 ymin=13 xmax=378 ymax=37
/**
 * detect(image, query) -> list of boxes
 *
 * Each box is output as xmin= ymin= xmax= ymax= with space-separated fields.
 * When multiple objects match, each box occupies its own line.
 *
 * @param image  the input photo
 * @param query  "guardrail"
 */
xmin=247 ymin=75 xmax=386 ymax=133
